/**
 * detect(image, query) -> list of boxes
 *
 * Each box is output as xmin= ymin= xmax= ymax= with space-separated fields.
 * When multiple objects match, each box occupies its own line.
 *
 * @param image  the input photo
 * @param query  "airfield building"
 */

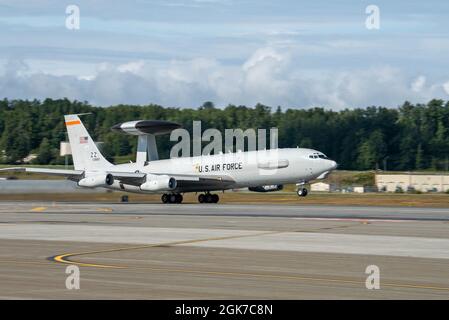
xmin=376 ymin=173 xmax=449 ymax=193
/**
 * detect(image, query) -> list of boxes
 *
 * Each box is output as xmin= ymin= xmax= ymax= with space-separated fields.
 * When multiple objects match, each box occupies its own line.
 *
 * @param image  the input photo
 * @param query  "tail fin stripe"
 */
xmin=66 ymin=120 xmax=81 ymax=126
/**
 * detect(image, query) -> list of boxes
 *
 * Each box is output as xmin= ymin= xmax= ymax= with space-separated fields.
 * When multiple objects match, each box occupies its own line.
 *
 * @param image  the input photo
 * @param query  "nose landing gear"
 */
xmin=297 ymin=188 xmax=308 ymax=197
xmin=198 ymin=193 xmax=219 ymax=203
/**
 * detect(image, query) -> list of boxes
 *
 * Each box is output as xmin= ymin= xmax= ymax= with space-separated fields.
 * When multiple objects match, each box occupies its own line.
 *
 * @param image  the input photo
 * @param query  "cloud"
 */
xmin=443 ymin=81 xmax=449 ymax=95
xmin=117 ymin=60 xmax=145 ymax=74
xmin=411 ymin=75 xmax=426 ymax=92
xmin=1 ymin=47 xmax=449 ymax=109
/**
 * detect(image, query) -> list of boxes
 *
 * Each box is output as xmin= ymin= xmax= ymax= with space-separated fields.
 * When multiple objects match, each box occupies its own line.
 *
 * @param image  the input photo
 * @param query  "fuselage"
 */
xmin=97 ymin=148 xmax=337 ymax=193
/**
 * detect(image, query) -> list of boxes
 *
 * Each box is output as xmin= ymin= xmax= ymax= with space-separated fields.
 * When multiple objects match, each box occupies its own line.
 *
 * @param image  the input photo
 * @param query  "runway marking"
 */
xmin=50 ymin=222 xmax=361 ymax=268
xmin=30 ymin=207 xmax=47 ymax=212
xmin=50 ymin=222 xmax=364 ymax=269
xmin=50 ymin=230 xmax=284 ymax=269
xmin=51 ymin=256 xmax=449 ymax=293
xmin=49 ymin=225 xmax=449 ymax=293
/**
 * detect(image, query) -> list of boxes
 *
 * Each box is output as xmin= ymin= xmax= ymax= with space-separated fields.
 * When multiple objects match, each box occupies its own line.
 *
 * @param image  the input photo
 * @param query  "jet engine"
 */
xmin=248 ymin=184 xmax=283 ymax=192
xmin=140 ymin=174 xmax=177 ymax=191
xmin=78 ymin=173 xmax=114 ymax=188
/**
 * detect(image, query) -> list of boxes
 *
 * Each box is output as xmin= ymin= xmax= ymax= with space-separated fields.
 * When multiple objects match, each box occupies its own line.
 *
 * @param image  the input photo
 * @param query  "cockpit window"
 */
xmin=309 ymin=152 xmax=329 ymax=159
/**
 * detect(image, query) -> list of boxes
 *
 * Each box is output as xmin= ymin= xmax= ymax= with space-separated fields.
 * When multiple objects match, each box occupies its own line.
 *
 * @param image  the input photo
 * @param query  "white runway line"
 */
xmin=0 ymin=224 xmax=260 ymax=244
xmin=1 ymin=223 xmax=449 ymax=260
xmin=191 ymin=232 xmax=449 ymax=260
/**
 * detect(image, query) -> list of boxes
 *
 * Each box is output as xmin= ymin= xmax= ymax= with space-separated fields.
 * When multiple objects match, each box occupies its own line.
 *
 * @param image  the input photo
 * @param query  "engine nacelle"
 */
xmin=248 ymin=184 xmax=283 ymax=193
xmin=140 ymin=174 xmax=177 ymax=191
xmin=78 ymin=173 xmax=114 ymax=188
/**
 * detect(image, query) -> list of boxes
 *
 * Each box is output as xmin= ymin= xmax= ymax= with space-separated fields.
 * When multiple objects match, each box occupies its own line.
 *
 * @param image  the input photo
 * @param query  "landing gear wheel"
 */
xmin=297 ymin=188 xmax=308 ymax=197
xmin=169 ymin=194 xmax=178 ymax=203
xmin=161 ymin=194 xmax=169 ymax=204
xmin=175 ymin=194 xmax=183 ymax=204
xmin=198 ymin=193 xmax=219 ymax=203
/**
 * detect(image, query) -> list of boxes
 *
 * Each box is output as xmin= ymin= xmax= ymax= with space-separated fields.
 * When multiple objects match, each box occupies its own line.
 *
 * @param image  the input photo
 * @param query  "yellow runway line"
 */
xmin=52 ymin=252 xmax=449 ymax=293
xmin=4 ymin=256 xmax=449 ymax=293
xmin=49 ymin=223 xmax=449 ymax=293
xmin=30 ymin=207 xmax=47 ymax=212
xmin=49 ymin=224 xmax=362 ymax=269
xmin=50 ymin=230 xmax=284 ymax=269
xmin=53 ymin=253 xmax=125 ymax=269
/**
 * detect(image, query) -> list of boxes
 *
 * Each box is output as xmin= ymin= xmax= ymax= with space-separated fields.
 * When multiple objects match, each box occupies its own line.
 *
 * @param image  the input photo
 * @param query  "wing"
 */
xmin=0 ymin=167 xmax=235 ymax=191
xmin=113 ymin=171 xmax=236 ymax=191
xmin=0 ymin=167 xmax=145 ymax=184
xmin=0 ymin=167 xmax=84 ymax=180
xmin=112 ymin=171 xmax=236 ymax=191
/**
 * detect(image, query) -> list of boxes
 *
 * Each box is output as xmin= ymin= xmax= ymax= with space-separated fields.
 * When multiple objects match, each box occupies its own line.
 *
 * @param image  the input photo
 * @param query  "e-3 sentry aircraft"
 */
xmin=0 ymin=114 xmax=337 ymax=204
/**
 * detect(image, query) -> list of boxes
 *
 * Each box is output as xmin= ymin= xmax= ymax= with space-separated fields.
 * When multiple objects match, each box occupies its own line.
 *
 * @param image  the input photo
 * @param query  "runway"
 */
xmin=0 ymin=201 xmax=448 ymax=299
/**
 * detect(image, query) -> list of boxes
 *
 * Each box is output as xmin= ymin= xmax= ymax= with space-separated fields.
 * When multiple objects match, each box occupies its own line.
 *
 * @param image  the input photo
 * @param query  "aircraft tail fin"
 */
xmin=64 ymin=114 xmax=113 ymax=171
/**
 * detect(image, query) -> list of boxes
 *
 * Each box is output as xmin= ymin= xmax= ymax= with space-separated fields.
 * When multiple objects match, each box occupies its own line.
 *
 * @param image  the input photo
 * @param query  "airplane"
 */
xmin=0 ymin=114 xmax=338 ymax=204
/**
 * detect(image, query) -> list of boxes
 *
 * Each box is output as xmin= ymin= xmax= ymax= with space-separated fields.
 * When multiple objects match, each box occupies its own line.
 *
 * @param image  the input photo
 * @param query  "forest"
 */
xmin=0 ymin=98 xmax=448 ymax=171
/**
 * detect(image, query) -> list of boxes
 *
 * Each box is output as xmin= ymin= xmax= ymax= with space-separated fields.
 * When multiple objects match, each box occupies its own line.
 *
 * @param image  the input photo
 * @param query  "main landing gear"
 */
xmin=161 ymin=193 xmax=183 ymax=204
xmin=297 ymin=188 xmax=308 ymax=197
xmin=160 ymin=193 xmax=220 ymax=204
xmin=198 ymin=193 xmax=219 ymax=204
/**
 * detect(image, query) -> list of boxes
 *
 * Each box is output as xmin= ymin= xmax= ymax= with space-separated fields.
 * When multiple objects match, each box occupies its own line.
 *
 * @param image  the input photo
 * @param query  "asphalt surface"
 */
xmin=0 ymin=201 xmax=448 ymax=299
xmin=2 ymin=201 xmax=449 ymax=220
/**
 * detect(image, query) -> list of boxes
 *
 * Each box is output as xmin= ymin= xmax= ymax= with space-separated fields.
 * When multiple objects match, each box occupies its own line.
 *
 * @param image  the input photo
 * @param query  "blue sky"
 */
xmin=0 ymin=0 xmax=448 ymax=109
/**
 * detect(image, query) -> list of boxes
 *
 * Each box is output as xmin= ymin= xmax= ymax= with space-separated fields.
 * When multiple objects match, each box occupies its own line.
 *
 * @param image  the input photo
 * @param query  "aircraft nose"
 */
xmin=329 ymin=160 xmax=338 ymax=170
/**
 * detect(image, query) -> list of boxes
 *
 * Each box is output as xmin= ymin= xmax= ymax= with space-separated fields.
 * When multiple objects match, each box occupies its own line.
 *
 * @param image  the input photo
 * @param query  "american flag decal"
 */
xmin=79 ymin=136 xmax=88 ymax=144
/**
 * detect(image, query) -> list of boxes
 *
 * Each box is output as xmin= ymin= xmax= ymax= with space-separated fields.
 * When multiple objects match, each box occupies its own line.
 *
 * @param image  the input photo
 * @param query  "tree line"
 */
xmin=0 ymin=98 xmax=448 ymax=171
